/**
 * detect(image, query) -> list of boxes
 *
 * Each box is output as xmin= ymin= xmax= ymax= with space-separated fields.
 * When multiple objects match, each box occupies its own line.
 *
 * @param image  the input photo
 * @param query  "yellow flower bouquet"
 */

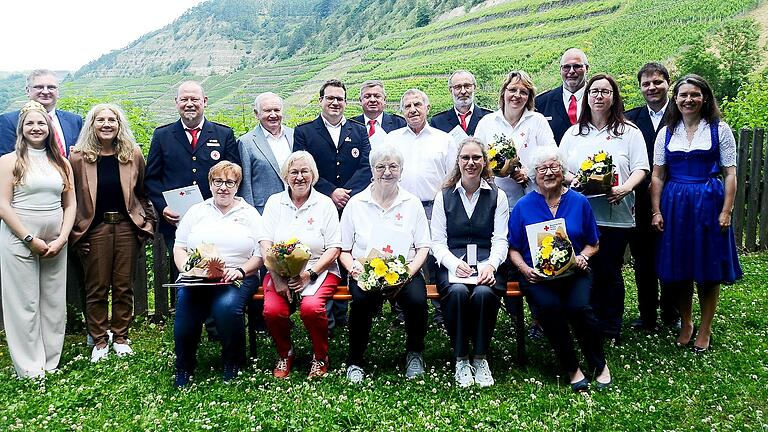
xmin=487 ymin=133 xmax=521 ymax=178
xmin=357 ymin=249 xmax=410 ymax=298
xmin=575 ymin=151 xmax=615 ymax=195
xmin=534 ymin=227 xmax=576 ymax=278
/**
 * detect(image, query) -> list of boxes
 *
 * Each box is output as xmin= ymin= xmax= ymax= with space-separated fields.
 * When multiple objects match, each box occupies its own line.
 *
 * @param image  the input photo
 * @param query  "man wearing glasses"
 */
xmin=535 ymin=48 xmax=590 ymax=145
xmin=0 ymin=69 xmax=83 ymax=156
xmin=430 ymin=70 xmax=492 ymax=138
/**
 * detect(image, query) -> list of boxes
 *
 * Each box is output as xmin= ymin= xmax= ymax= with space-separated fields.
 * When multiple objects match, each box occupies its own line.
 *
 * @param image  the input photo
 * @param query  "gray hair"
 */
xmin=280 ymin=151 xmax=319 ymax=187
xmin=253 ymin=92 xmax=283 ymax=113
xmin=176 ymin=81 xmax=206 ymax=99
xmin=448 ymin=70 xmax=477 ymax=87
xmin=531 ymin=147 xmax=567 ymax=172
xmin=26 ymin=69 xmax=58 ymax=88
xmin=359 ymin=80 xmax=386 ymax=99
xmin=369 ymin=144 xmax=404 ymax=172
xmin=560 ymin=48 xmax=589 ymax=66
xmin=399 ymin=88 xmax=430 ymax=112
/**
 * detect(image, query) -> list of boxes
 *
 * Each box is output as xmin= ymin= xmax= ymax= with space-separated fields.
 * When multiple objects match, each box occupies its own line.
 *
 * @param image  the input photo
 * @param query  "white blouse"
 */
xmin=653 ymin=119 xmax=737 ymax=167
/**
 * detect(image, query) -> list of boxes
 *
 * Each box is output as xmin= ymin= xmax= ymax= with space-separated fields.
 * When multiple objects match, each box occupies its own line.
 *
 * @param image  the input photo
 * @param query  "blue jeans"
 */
xmin=174 ymin=278 xmax=256 ymax=372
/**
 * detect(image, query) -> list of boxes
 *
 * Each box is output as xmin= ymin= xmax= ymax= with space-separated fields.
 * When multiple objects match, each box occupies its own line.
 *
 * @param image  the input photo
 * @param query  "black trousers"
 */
xmin=436 ymin=267 xmax=503 ymax=358
xmin=346 ymin=274 xmax=428 ymax=366
xmin=590 ymin=226 xmax=630 ymax=338
xmin=523 ymin=272 xmax=606 ymax=375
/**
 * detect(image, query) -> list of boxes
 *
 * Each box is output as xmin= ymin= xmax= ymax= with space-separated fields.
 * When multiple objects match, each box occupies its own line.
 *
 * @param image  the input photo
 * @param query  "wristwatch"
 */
xmin=23 ymin=234 xmax=34 ymax=243
xmin=307 ymin=268 xmax=319 ymax=282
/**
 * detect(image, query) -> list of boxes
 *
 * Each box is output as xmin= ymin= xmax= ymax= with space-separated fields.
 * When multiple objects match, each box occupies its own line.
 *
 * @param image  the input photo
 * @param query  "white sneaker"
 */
xmin=454 ymin=359 xmax=475 ymax=388
xmin=113 ymin=342 xmax=133 ymax=357
xmin=472 ymin=358 xmax=495 ymax=387
xmin=91 ymin=346 xmax=109 ymax=363
xmin=346 ymin=365 xmax=365 ymax=384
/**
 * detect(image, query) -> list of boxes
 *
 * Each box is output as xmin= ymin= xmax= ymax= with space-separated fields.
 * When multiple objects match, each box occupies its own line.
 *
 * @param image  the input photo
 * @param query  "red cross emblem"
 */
xmin=520 ymin=132 xmax=525 ymax=137
xmin=395 ymin=213 xmax=403 ymax=221
xmin=307 ymin=218 xmax=314 ymax=225
xmin=179 ymin=191 xmax=186 ymax=196
xmin=606 ymin=136 xmax=612 ymax=141
xmin=543 ymin=225 xmax=550 ymax=231
xmin=382 ymin=245 xmax=393 ymax=254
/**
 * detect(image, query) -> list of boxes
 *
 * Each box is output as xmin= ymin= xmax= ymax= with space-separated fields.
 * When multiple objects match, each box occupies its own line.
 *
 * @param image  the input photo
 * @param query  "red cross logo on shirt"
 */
xmin=179 ymin=191 xmax=186 ymax=196
xmin=520 ymin=132 xmax=526 ymax=137
xmin=543 ymin=225 xmax=550 ymax=231
xmin=395 ymin=213 xmax=403 ymax=221
xmin=382 ymin=245 xmax=393 ymax=254
xmin=307 ymin=218 xmax=314 ymax=225
xmin=606 ymin=136 xmax=613 ymax=141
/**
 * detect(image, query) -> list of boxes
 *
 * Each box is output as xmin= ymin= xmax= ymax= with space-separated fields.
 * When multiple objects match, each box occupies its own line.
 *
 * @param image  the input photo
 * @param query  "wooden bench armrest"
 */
xmin=252 ymin=282 xmax=520 ymax=301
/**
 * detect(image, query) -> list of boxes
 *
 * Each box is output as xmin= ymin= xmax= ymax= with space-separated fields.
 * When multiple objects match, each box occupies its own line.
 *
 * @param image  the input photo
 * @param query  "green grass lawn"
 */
xmin=1 ymin=252 xmax=766 ymax=431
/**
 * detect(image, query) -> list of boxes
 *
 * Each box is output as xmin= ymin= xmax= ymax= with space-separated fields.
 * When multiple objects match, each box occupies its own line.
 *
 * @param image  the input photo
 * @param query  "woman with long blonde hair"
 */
xmin=0 ymin=100 xmax=76 ymax=378
xmin=69 ymin=103 xmax=156 ymax=362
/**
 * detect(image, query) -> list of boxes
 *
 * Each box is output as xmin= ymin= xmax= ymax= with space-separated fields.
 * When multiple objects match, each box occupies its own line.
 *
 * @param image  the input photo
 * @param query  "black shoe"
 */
xmin=223 ymin=364 xmax=240 ymax=383
xmin=594 ymin=377 xmax=612 ymax=390
xmin=693 ymin=334 xmax=712 ymax=354
xmin=631 ymin=318 xmax=660 ymax=332
xmin=675 ymin=325 xmax=697 ymax=348
xmin=175 ymin=369 xmax=192 ymax=388
xmin=570 ymin=377 xmax=589 ymax=392
xmin=663 ymin=318 xmax=682 ymax=330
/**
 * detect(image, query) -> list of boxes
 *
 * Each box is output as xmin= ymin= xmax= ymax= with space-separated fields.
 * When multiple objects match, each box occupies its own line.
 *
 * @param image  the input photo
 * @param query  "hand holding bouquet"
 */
xmin=534 ymin=227 xmax=576 ymax=278
xmin=264 ymin=238 xmax=312 ymax=302
xmin=487 ymin=134 xmax=522 ymax=178
xmin=357 ymin=249 xmax=410 ymax=299
xmin=574 ymin=151 xmax=615 ymax=195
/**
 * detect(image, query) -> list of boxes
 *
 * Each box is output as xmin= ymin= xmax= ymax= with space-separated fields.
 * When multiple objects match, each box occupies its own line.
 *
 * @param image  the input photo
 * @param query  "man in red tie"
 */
xmin=534 ymin=48 xmax=590 ymax=145
xmin=429 ymin=70 xmax=492 ymax=138
xmin=0 ymin=69 xmax=83 ymax=156
xmin=352 ymin=80 xmax=406 ymax=149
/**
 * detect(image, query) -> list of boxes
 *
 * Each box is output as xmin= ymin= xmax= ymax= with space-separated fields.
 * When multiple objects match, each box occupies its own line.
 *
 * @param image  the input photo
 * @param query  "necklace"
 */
xmin=548 ymin=201 xmax=560 ymax=209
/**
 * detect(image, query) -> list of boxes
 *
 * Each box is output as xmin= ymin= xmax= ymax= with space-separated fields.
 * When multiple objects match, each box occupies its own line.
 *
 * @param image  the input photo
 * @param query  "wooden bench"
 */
xmin=249 ymin=281 xmax=527 ymax=365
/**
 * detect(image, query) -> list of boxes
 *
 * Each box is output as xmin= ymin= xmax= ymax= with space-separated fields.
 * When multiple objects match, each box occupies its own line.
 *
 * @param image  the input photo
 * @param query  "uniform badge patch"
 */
xmin=211 ymin=150 xmax=221 ymax=160
xmin=351 ymin=148 xmax=360 ymax=158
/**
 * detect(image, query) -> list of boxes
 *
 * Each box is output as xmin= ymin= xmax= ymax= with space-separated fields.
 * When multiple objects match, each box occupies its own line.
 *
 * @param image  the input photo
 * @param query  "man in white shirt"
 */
xmin=352 ymin=80 xmax=407 ymax=149
xmin=429 ymin=70 xmax=493 ymax=138
xmin=535 ymin=48 xmax=590 ymax=144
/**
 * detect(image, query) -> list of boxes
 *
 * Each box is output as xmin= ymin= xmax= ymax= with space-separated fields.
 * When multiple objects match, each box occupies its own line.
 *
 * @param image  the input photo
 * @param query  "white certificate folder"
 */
xmin=162 ymin=185 xmax=204 ymax=217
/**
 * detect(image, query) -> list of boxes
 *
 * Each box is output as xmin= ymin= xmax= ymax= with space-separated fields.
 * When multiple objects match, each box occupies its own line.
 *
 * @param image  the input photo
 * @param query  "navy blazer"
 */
xmin=238 ymin=124 xmax=294 ymax=213
xmin=0 ymin=109 xmax=83 ymax=156
xmin=534 ymin=86 xmax=573 ymax=145
xmin=625 ymin=104 xmax=667 ymax=198
xmin=144 ymin=118 xmax=240 ymax=238
xmin=429 ymin=105 xmax=492 ymax=136
xmin=352 ymin=113 xmax=407 ymax=133
xmin=293 ymin=116 xmax=371 ymax=197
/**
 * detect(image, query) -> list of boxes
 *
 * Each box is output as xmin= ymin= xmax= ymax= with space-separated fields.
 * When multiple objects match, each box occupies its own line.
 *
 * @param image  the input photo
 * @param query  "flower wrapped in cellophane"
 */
xmin=487 ymin=133 xmax=521 ymax=178
xmin=264 ymin=238 xmax=312 ymax=302
xmin=357 ymin=249 xmax=409 ymax=298
xmin=534 ymin=227 xmax=576 ymax=278
xmin=575 ymin=151 xmax=615 ymax=195
xmin=180 ymin=243 xmax=226 ymax=282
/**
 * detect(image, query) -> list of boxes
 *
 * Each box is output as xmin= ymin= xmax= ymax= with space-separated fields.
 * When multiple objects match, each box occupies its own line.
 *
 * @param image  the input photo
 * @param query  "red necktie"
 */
xmin=459 ymin=111 xmax=471 ymax=132
xmin=48 ymin=115 xmax=66 ymax=157
xmin=368 ymin=119 xmax=376 ymax=137
xmin=568 ymin=95 xmax=578 ymax=125
xmin=186 ymin=128 xmax=200 ymax=149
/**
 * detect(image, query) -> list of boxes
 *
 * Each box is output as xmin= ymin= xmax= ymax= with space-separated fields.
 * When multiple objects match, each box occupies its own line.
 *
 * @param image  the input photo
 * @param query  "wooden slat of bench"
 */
xmin=252 ymin=282 xmax=521 ymax=301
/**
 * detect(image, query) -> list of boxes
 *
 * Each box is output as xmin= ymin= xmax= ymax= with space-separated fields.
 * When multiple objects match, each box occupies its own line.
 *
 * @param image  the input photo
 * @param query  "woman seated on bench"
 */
xmin=339 ymin=144 xmax=430 ymax=384
xmin=259 ymin=151 xmax=341 ymax=379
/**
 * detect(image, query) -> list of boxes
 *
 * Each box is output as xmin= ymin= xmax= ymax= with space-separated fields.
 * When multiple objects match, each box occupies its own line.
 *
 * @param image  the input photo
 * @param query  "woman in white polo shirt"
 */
xmin=560 ymin=74 xmax=649 ymax=344
xmin=259 ymin=151 xmax=341 ymax=379
xmin=340 ymin=144 xmax=430 ymax=384
xmin=172 ymin=161 xmax=263 ymax=387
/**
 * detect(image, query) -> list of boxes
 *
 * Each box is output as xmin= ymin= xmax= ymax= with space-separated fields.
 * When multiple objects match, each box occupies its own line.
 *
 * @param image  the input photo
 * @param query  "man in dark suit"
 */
xmin=535 ymin=48 xmax=590 ymax=145
xmin=294 ymin=79 xmax=371 ymax=210
xmin=429 ymin=70 xmax=492 ymax=137
xmin=352 ymin=80 xmax=406 ymax=148
xmin=624 ymin=62 xmax=679 ymax=331
xmin=144 ymin=80 xmax=240 ymax=250
xmin=0 ymin=69 xmax=83 ymax=156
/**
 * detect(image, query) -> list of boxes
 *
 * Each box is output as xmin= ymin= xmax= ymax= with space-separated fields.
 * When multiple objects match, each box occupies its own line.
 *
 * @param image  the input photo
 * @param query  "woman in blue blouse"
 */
xmin=508 ymin=148 xmax=611 ymax=392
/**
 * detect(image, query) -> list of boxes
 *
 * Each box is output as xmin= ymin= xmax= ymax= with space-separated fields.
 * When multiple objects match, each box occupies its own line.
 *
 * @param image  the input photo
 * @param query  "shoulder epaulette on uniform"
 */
xmin=296 ymin=119 xmax=315 ymax=128
xmin=432 ymin=108 xmax=454 ymax=117
xmin=389 ymin=113 xmax=406 ymax=121
xmin=347 ymin=117 xmax=365 ymax=126
xmin=154 ymin=122 xmax=176 ymax=130
xmin=210 ymin=121 xmax=234 ymax=130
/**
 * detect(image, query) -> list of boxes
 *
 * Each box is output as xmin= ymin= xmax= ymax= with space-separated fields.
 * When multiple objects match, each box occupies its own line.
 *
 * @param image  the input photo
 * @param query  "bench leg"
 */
xmin=514 ymin=297 xmax=526 ymax=366
xmin=247 ymin=298 xmax=258 ymax=359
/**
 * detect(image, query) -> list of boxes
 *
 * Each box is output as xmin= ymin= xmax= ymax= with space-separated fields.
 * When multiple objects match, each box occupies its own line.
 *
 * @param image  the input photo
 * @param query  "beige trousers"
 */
xmin=1 ymin=207 xmax=67 ymax=378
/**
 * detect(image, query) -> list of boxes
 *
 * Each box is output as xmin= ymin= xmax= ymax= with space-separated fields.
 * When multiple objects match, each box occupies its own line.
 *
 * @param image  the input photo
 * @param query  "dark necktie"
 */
xmin=186 ymin=128 xmax=200 ymax=149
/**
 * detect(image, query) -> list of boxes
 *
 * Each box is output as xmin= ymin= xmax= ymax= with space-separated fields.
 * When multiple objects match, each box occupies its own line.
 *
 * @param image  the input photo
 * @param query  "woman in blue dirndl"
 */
xmin=650 ymin=74 xmax=741 ymax=353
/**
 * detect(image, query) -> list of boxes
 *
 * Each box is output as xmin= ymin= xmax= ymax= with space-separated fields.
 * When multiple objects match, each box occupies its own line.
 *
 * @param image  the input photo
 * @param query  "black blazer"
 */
xmin=429 ymin=105 xmax=492 ymax=136
xmin=352 ymin=113 xmax=407 ymax=133
xmin=625 ymin=104 xmax=667 ymax=218
xmin=293 ymin=116 xmax=371 ymax=197
xmin=144 ymin=118 xmax=240 ymax=237
xmin=534 ymin=86 xmax=573 ymax=145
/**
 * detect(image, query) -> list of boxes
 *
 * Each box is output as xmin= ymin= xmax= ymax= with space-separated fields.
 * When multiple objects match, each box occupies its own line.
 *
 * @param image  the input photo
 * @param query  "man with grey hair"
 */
xmin=352 ymin=80 xmax=406 ymax=148
xmin=429 ymin=70 xmax=492 ymax=137
xmin=535 ymin=48 xmax=590 ymax=144
xmin=0 ymin=69 xmax=83 ymax=156
xmin=239 ymin=91 xmax=294 ymax=214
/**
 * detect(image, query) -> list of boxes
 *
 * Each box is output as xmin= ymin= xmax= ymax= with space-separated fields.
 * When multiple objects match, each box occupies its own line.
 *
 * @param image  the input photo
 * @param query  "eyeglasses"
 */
xmin=374 ymin=163 xmax=400 ymax=173
xmin=560 ymin=64 xmax=586 ymax=72
xmin=322 ymin=95 xmax=345 ymax=103
xmin=212 ymin=178 xmax=237 ymax=188
xmin=459 ymin=155 xmax=483 ymax=163
xmin=451 ymin=83 xmax=475 ymax=92
xmin=288 ymin=168 xmax=312 ymax=177
xmin=535 ymin=165 xmax=562 ymax=174
xmin=505 ymin=87 xmax=530 ymax=97
xmin=588 ymin=89 xmax=614 ymax=98
xmin=94 ymin=118 xmax=118 ymax=125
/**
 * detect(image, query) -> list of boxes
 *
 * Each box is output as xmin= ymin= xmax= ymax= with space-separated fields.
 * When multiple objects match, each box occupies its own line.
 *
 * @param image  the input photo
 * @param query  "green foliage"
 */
xmin=721 ymin=75 xmax=768 ymax=130
xmin=677 ymin=18 xmax=762 ymax=100
xmin=0 ymin=73 xmax=25 ymax=112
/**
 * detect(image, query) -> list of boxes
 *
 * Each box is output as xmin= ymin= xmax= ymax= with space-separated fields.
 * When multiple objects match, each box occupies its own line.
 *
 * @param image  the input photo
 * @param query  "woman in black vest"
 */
xmin=431 ymin=137 xmax=510 ymax=388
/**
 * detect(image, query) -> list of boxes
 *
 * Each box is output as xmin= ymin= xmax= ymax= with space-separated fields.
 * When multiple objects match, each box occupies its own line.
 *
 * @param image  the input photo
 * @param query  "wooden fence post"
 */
xmin=152 ymin=235 xmax=169 ymax=322
xmin=745 ymin=129 xmax=764 ymax=251
xmin=134 ymin=242 xmax=149 ymax=316
xmin=761 ymin=136 xmax=768 ymax=250
xmin=733 ymin=128 xmax=751 ymax=249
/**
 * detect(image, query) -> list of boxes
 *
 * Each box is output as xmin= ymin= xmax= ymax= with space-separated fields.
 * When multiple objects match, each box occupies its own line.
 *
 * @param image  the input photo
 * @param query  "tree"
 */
xmin=415 ymin=2 xmax=430 ymax=28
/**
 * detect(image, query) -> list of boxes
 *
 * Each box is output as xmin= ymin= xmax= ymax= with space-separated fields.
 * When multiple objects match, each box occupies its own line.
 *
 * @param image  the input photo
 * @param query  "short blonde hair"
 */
xmin=280 ymin=151 xmax=319 ymax=186
xmin=208 ymin=161 xmax=242 ymax=185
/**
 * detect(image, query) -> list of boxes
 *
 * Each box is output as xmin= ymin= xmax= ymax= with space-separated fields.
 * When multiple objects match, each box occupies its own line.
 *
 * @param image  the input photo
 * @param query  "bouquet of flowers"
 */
xmin=357 ymin=249 xmax=410 ymax=298
xmin=264 ymin=238 xmax=312 ymax=302
xmin=534 ymin=227 xmax=576 ymax=278
xmin=487 ymin=134 xmax=521 ymax=178
xmin=575 ymin=151 xmax=615 ymax=195
xmin=180 ymin=243 xmax=226 ymax=282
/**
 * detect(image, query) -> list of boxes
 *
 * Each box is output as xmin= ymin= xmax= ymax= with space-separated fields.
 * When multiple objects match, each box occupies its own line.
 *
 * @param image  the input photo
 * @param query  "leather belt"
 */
xmin=103 ymin=212 xmax=125 ymax=224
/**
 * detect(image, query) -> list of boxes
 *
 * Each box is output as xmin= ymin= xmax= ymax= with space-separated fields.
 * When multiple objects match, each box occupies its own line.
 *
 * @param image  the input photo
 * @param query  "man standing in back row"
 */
xmin=353 ymin=80 xmax=407 ymax=149
xmin=430 ymin=70 xmax=492 ymax=138
xmin=535 ymin=48 xmax=590 ymax=145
